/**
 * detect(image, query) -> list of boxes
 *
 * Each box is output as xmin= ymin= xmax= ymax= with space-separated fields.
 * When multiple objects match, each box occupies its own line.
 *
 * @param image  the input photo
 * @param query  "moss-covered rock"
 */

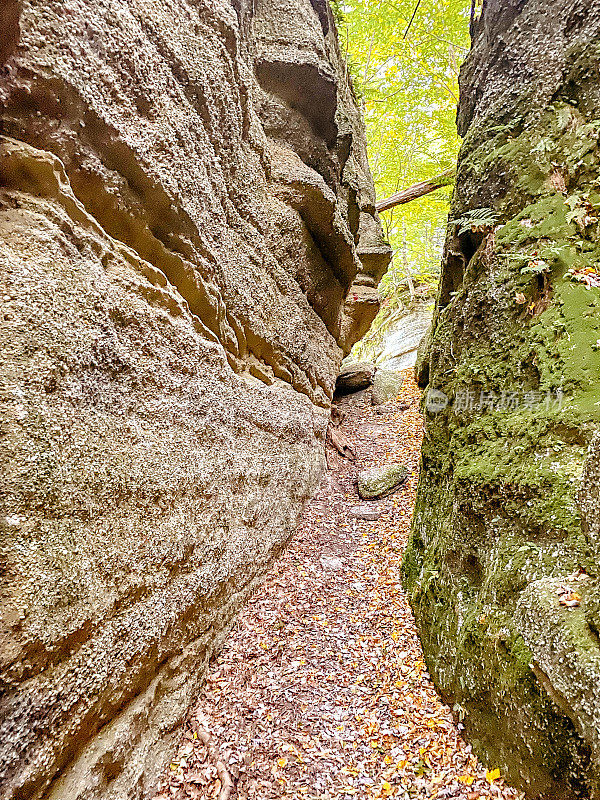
xmin=403 ymin=2 xmax=600 ymax=797
xmin=358 ymin=463 xmax=408 ymax=499
xmin=371 ymin=369 xmax=404 ymax=405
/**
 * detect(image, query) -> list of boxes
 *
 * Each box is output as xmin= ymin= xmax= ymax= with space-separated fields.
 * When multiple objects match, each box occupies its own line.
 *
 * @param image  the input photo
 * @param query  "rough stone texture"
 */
xmin=404 ymin=1 xmax=600 ymax=797
xmin=517 ymin=576 xmax=600 ymax=797
xmin=372 ymin=302 xmax=433 ymax=371
xmin=371 ymin=369 xmax=404 ymax=406
xmin=357 ymin=463 xmax=408 ymax=500
xmin=0 ymin=1 xmax=20 ymax=65
xmin=335 ymin=360 xmax=376 ymax=394
xmin=0 ymin=2 xmax=390 ymax=799
xmin=414 ymin=322 xmax=433 ymax=388
xmin=579 ymin=432 xmax=600 ymax=563
xmin=516 ymin=435 xmax=600 ymax=798
xmin=348 ymin=504 xmax=382 ymax=521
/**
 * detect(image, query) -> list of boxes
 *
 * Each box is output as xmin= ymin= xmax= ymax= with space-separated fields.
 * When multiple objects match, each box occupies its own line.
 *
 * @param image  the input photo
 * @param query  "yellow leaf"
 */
xmin=486 ymin=767 xmax=501 ymax=783
xmin=458 ymin=775 xmax=475 ymax=785
xmin=277 ymin=757 xmax=288 ymax=768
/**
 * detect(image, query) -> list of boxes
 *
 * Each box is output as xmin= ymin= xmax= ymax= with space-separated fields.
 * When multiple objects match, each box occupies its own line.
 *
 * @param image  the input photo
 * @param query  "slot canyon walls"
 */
xmin=0 ymin=1 xmax=390 ymax=798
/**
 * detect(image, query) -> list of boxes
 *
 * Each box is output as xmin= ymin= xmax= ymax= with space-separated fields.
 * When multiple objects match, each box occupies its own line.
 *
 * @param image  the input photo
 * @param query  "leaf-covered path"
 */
xmin=155 ymin=372 xmax=522 ymax=800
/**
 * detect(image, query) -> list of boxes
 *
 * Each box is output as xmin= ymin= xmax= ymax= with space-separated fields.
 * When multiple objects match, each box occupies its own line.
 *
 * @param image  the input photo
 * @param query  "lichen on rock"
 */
xmin=371 ymin=369 xmax=404 ymax=406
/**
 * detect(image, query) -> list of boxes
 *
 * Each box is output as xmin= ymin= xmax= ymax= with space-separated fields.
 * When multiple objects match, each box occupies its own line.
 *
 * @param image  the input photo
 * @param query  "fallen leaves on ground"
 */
xmin=566 ymin=266 xmax=600 ymax=289
xmin=154 ymin=372 xmax=524 ymax=800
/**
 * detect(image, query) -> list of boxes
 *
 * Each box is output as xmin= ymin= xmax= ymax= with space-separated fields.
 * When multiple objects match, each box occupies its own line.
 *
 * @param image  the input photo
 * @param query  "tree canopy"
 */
xmin=337 ymin=0 xmax=470 ymax=339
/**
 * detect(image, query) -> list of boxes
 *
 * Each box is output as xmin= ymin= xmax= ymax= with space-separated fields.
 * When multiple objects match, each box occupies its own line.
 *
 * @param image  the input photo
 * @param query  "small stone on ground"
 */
xmin=349 ymin=505 xmax=382 ymax=521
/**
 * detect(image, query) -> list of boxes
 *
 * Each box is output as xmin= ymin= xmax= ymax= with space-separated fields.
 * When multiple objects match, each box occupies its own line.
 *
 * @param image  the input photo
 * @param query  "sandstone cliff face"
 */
xmin=0 ymin=2 xmax=390 ymax=798
xmin=405 ymin=2 xmax=600 ymax=797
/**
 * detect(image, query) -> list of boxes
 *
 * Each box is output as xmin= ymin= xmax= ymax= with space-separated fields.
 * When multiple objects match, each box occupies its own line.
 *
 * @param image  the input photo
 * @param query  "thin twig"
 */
xmin=403 ymin=0 xmax=422 ymax=39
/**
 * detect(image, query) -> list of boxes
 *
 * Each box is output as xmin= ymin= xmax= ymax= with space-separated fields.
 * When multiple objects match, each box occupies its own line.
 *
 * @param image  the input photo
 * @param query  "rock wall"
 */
xmin=361 ymin=301 xmax=433 ymax=372
xmin=0 ymin=2 xmax=390 ymax=799
xmin=405 ymin=2 xmax=600 ymax=798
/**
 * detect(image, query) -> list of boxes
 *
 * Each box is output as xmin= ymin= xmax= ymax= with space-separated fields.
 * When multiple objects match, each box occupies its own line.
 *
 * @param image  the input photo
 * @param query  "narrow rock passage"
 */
xmin=155 ymin=372 xmax=522 ymax=800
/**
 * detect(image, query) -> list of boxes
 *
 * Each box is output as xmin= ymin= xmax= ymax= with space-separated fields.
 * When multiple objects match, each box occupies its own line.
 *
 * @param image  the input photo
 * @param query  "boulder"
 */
xmin=358 ymin=463 xmax=408 ymax=500
xmin=414 ymin=324 xmax=433 ymax=388
xmin=0 ymin=1 xmax=391 ymax=798
xmin=371 ymin=369 xmax=404 ymax=406
xmin=335 ymin=360 xmax=376 ymax=394
xmin=403 ymin=2 xmax=600 ymax=796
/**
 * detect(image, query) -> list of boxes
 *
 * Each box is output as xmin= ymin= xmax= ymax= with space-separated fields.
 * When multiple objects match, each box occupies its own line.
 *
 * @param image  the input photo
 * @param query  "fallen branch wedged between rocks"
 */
xmin=376 ymin=168 xmax=455 ymax=213
xmin=193 ymin=713 xmax=234 ymax=800
xmin=327 ymin=426 xmax=356 ymax=462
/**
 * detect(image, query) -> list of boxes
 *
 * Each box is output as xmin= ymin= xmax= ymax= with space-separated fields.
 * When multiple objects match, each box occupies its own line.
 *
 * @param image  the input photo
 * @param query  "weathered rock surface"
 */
xmin=372 ymin=302 xmax=433 ymax=371
xmin=517 ymin=575 xmax=600 ymax=791
xmin=0 ymin=1 xmax=20 ymax=65
xmin=0 ymin=2 xmax=390 ymax=799
xmin=335 ymin=360 xmax=376 ymax=394
xmin=516 ymin=435 xmax=600 ymax=795
xmin=404 ymin=1 xmax=600 ymax=797
xmin=358 ymin=463 xmax=408 ymax=500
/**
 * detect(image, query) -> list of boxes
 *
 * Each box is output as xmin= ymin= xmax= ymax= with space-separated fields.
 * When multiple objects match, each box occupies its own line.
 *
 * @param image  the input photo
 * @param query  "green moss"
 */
xmin=404 ymin=69 xmax=600 ymax=799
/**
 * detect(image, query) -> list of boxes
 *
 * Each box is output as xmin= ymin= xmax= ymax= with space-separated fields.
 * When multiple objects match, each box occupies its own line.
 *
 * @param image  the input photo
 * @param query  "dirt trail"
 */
xmin=154 ymin=372 xmax=522 ymax=800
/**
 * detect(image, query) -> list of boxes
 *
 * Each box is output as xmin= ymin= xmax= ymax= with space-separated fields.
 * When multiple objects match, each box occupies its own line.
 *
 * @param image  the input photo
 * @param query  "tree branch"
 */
xmin=376 ymin=168 xmax=455 ymax=213
xmin=194 ymin=713 xmax=234 ymax=800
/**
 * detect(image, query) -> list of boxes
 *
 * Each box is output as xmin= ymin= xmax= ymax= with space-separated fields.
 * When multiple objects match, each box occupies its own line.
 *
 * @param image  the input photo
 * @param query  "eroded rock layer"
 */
xmin=405 ymin=2 xmax=600 ymax=798
xmin=0 ymin=2 xmax=390 ymax=798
